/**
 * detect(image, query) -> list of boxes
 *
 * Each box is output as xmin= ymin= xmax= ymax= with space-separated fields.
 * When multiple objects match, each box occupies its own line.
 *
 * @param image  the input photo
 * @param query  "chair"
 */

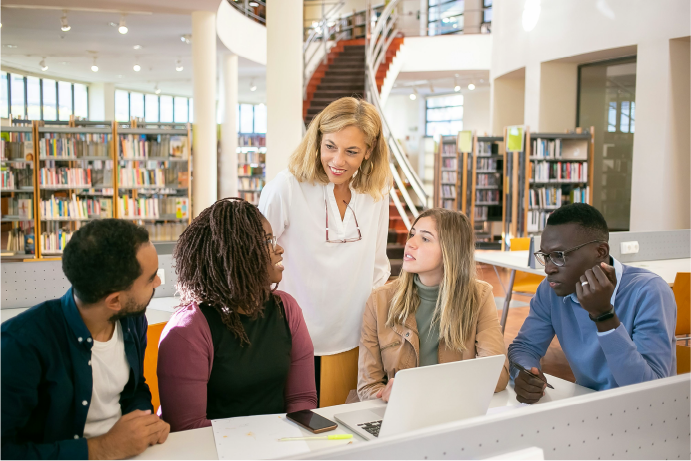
xmin=319 ymin=347 xmax=359 ymax=408
xmin=509 ymin=238 xmax=545 ymax=295
xmin=673 ymin=272 xmax=690 ymax=338
xmin=144 ymin=322 xmax=168 ymax=412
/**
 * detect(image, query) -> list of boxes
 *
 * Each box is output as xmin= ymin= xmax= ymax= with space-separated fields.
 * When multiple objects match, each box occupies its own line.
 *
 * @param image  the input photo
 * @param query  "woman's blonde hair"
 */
xmin=386 ymin=208 xmax=480 ymax=352
xmin=288 ymin=97 xmax=392 ymax=200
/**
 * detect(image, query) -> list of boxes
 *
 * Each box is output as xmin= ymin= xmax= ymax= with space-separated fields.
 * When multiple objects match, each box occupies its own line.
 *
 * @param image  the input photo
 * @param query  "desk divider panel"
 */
xmin=297 ymin=375 xmax=690 ymax=461
xmin=608 ymin=230 xmax=690 ymax=263
xmin=2 ymin=254 xmax=177 ymax=309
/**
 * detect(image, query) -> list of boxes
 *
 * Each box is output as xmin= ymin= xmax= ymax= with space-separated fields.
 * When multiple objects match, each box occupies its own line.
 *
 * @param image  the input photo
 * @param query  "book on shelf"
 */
xmin=531 ymin=138 xmax=588 ymax=160
xmin=39 ymin=167 xmax=91 ymax=188
xmin=239 ymin=191 xmax=261 ymax=204
xmin=442 ymin=199 xmax=455 ymax=210
xmin=441 ymin=171 xmax=457 ymax=183
xmin=238 ymin=152 xmax=266 ymax=164
xmin=529 ymin=187 xmax=562 ymax=209
xmin=177 ymin=172 xmax=189 ymax=189
xmin=238 ymin=177 xmax=265 ymax=191
xmin=119 ymin=196 xmax=188 ymax=220
xmin=475 ymin=206 xmax=489 ymax=221
xmin=530 ymin=161 xmax=588 ymax=183
xmin=143 ymin=222 xmax=187 ymax=242
xmin=41 ymin=194 xmax=94 ymax=220
xmin=441 ymin=158 xmax=457 ymax=169
xmin=40 ymin=226 xmax=74 ymax=254
xmin=477 ymin=141 xmax=499 ymax=156
xmin=476 ymin=189 xmax=500 ymax=203
xmin=4 ymin=197 xmax=33 ymax=219
xmin=119 ymin=134 xmax=188 ymax=159
xmin=440 ymin=185 xmax=456 ymax=199
xmin=238 ymin=134 xmax=266 ymax=147
xmin=476 ymin=173 xmax=500 ymax=187
xmin=238 ymin=165 xmax=264 ymax=175
xmin=476 ymin=158 xmax=499 ymax=170
xmin=169 ymin=136 xmax=188 ymax=159
xmin=118 ymin=167 xmax=166 ymax=188
xmin=1 ymin=131 xmax=34 ymax=161
xmin=2 ymin=168 xmax=34 ymax=190
xmin=39 ymin=133 xmax=111 ymax=159
xmin=527 ymin=210 xmax=551 ymax=233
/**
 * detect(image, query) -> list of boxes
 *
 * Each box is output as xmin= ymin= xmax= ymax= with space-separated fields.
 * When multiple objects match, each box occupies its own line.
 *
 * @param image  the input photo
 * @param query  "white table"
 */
xmin=131 ymin=374 xmax=594 ymax=460
xmin=475 ymin=250 xmax=690 ymax=331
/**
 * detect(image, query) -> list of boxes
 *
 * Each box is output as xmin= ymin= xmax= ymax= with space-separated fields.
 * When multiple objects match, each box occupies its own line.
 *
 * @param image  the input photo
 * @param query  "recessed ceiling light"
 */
xmin=118 ymin=15 xmax=128 ymax=34
xmin=454 ymin=85 xmax=461 ymax=92
xmin=4 ymin=44 xmax=17 ymax=48
xmin=175 ymin=59 xmax=183 ymax=72
xmin=154 ymin=84 xmax=161 ymax=95
xmin=468 ymin=83 xmax=476 ymax=90
xmin=40 ymin=58 xmax=48 ymax=71
xmin=61 ymin=10 xmax=71 ymax=32
xmin=133 ymin=45 xmax=142 ymax=50
xmin=133 ymin=63 xmax=141 ymax=72
xmin=91 ymin=57 xmax=99 ymax=72
xmin=180 ymin=34 xmax=191 ymax=44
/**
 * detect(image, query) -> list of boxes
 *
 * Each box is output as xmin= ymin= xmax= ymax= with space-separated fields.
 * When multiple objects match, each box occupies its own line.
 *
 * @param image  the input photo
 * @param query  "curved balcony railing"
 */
xmin=227 ymin=0 xmax=266 ymax=25
xmin=365 ymin=0 xmax=428 ymax=227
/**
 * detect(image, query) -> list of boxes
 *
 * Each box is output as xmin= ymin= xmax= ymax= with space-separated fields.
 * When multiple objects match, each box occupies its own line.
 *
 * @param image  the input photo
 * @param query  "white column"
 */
xmin=192 ymin=11 xmax=218 ymax=216
xmin=220 ymin=53 xmax=239 ymax=199
xmin=88 ymin=83 xmax=115 ymax=121
xmin=266 ymin=0 xmax=303 ymax=182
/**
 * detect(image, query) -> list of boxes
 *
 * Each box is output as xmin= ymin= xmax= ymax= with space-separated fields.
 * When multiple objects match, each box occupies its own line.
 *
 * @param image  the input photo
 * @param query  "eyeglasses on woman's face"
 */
xmin=265 ymin=235 xmax=278 ymax=253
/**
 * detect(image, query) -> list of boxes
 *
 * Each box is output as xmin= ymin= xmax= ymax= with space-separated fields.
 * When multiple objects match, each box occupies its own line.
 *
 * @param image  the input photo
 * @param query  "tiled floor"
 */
xmin=478 ymin=263 xmax=577 ymax=383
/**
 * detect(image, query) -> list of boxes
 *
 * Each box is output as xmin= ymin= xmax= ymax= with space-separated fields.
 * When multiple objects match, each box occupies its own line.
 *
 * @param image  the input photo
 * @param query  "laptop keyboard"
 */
xmin=358 ymin=420 xmax=382 ymax=437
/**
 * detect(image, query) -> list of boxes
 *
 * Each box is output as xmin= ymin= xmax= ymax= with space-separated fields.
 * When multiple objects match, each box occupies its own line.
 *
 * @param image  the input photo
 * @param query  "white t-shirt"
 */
xmin=259 ymin=170 xmax=391 ymax=355
xmin=83 ymin=322 xmax=131 ymax=438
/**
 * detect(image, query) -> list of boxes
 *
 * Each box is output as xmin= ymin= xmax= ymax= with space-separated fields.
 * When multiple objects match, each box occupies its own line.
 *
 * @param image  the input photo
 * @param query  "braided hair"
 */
xmin=173 ymin=198 xmax=279 ymax=346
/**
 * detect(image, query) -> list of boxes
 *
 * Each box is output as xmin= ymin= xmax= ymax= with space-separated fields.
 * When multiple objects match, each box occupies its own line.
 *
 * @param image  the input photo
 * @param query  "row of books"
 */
xmin=478 ymin=142 xmax=499 ymax=156
xmin=1 ymin=140 xmax=34 ymax=161
xmin=238 ymin=165 xmax=264 ymax=176
xmin=2 ymin=169 xmax=34 ymax=190
xmin=118 ymin=168 xmax=167 ymax=188
xmin=531 ymin=138 xmax=588 ymax=160
xmin=529 ymin=187 xmax=562 ymax=209
xmin=474 ymin=206 xmax=489 ymax=221
xmin=442 ymin=143 xmax=456 ymax=156
xmin=476 ymin=189 xmax=500 ymax=203
xmin=477 ymin=173 xmax=500 ymax=187
xmin=239 ymin=191 xmax=261 ymax=205
xmin=119 ymin=135 xmax=188 ymax=159
xmin=119 ymin=197 xmax=189 ymax=219
xmin=441 ymin=199 xmax=456 ymax=210
xmin=143 ymin=222 xmax=188 ymax=242
xmin=441 ymin=171 xmax=457 ymax=183
xmin=6 ymin=228 xmax=31 ymax=253
xmin=531 ymin=161 xmax=588 ymax=183
xmin=39 ymin=168 xmax=91 ymax=187
xmin=527 ymin=210 xmax=552 ymax=232
xmin=440 ymin=185 xmax=456 ymax=199
xmin=4 ymin=198 xmax=33 ymax=219
xmin=441 ymin=158 xmax=457 ymax=169
xmin=38 ymin=134 xmax=111 ymax=158
xmin=40 ymin=195 xmax=104 ymax=220
xmin=531 ymin=138 xmax=563 ymax=159
xmin=476 ymin=158 xmax=499 ymax=171
xmin=238 ymin=152 xmax=266 ymax=164
xmin=238 ymin=177 xmax=264 ymax=191
xmin=40 ymin=228 xmax=74 ymax=254
xmin=238 ymin=134 xmax=266 ymax=147
xmin=569 ymin=187 xmax=590 ymax=204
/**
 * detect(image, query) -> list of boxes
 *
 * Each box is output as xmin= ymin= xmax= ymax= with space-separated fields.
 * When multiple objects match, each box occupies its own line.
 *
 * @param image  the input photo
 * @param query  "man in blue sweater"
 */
xmin=2 ymin=220 xmax=169 ymax=459
xmin=508 ymin=203 xmax=676 ymax=404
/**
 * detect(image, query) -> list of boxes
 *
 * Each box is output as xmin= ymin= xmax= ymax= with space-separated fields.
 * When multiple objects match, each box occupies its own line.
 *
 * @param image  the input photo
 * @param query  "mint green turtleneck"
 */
xmin=414 ymin=275 xmax=440 ymax=367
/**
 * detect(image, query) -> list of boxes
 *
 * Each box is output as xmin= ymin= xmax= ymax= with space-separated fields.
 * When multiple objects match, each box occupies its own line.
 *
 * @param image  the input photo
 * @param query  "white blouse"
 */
xmin=259 ymin=169 xmax=391 ymax=355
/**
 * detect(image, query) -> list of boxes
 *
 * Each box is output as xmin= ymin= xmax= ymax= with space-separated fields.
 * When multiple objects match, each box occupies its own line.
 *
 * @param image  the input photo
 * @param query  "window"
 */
xmin=11 ymin=74 xmax=25 ymax=118
xmin=1 ymin=72 xmax=8 ymax=118
xmin=174 ymin=97 xmax=188 ymax=123
xmin=26 ymin=77 xmax=41 ymax=120
xmin=74 ymin=84 xmax=88 ymax=119
xmin=159 ymin=96 xmax=173 ymax=122
xmin=115 ymin=90 xmax=130 ymax=122
xmin=58 ymin=81 xmax=72 ymax=121
xmin=254 ymin=103 xmax=267 ymax=133
xmin=145 ymin=94 xmax=159 ymax=122
xmin=428 ymin=0 xmax=464 ymax=36
xmin=482 ymin=0 xmax=493 ymax=31
xmin=188 ymin=98 xmax=194 ymax=123
xmin=42 ymin=79 xmax=57 ymax=121
xmin=130 ymin=92 xmax=144 ymax=120
xmin=239 ymin=104 xmax=254 ymax=133
xmin=426 ymin=94 xmax=463 ymax=137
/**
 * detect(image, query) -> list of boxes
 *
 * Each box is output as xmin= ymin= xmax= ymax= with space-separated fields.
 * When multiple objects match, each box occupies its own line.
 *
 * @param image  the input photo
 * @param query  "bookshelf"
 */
xmin=470 ymin=135 xmax=504 ymax=249
xmin=502 ymin=126 xmax=594 ymax=248
xmin=434 ymin=135 xmax=459 ymax=210
xmin=1 ymin=126 xmax=36 ymax=260
xmin=237 ymin=134 xmax=266 ymax=205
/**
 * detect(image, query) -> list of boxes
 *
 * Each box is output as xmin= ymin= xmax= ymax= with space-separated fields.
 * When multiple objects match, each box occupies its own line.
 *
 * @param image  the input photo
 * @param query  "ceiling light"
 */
xmin=91 ymin=57 xmax=99 ymax=72
xmin=409 ymin=87 xmax=418 ymax=100
xmin=133 ymin=45 xmax=142 ymax=50
xmin=133 ymin=63 xmax=141 ymax=72
xmin=454 ymin=75 xmax=460 ymax=92
xmin=180 ymin=34 xmax=191 ymax=44
xmin=454 ymin=85 xmax=461 ymax=92
xmin=118 ymin=15 xmax=128 ymax=34
xmin=175 ymin=59 xmax=183 ymax=72
xmin=250 ymin=79 xmax=257 ymax=92
xmin=154 ymin=84 xmax=161 ymax=95
xmin=249 ymin=1 xmax=259 ymax=6
xmin=4 ymin=44 xmax=17 ymax=49
xmin=468 ymin=83 xmax=476 ymax=90
xmin=40 ymin=58 xmax=48 ymax=71
xmin=61 ymin=11 xmax=71 ymax=32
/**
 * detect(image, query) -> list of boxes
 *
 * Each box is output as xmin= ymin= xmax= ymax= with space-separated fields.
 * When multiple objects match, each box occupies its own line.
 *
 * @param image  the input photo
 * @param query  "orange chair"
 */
xmin=673 ymin=272 xmax=690 ymax=374
xmin=144 ymin=322 xmax=168 ymax=412
xmin=319 ymin=347 xmax=359 ymax=408
xmin=510 ymin=238 xmax=545 ymax=295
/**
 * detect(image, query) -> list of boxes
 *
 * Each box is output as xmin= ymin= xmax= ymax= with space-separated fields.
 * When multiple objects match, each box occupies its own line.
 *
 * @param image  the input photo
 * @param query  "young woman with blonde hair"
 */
xmin=358 ymin=208 xmax=509 ymax=402
xmin=259 ymin=97 xmax=392 ymax=400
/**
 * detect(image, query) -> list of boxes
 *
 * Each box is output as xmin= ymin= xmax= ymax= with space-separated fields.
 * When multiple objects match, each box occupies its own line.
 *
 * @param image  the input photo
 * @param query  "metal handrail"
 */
xmin=227 ymin=0 xmax=266 ymax=25
xmin=365 ymin=0 xmax=428 ymax=225
xmin=303 ymin=1 xmax=345 ymax=98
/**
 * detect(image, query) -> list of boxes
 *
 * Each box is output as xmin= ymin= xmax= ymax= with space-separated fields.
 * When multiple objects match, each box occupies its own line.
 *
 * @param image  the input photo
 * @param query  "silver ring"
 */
xmin=581 ymin=281 xmax=589 ymax=286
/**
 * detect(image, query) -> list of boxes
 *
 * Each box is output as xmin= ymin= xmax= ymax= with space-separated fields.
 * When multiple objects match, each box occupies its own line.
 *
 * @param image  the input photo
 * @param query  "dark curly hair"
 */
xmin=546 ymin=203 xmax=609 ymax=241
xmin=62 ymin=219 xmax=150 ymax=304
xmin=173 ymin=198 xmax=279 ymax=346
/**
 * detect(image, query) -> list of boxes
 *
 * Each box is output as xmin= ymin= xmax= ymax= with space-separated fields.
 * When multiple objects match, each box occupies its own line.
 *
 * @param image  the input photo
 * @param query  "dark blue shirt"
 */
xmin=1 ymin=289 xmax=153 ymax=460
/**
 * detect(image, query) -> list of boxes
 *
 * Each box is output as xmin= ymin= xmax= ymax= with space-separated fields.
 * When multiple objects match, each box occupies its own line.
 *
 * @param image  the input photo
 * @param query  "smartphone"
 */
xmin=286 ymin=410 xmax=338 ymax=434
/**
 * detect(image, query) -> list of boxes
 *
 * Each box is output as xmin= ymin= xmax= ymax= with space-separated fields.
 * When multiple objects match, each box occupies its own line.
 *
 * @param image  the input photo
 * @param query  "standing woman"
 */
xmin=259 ymin=97 xmax=392 ymax=401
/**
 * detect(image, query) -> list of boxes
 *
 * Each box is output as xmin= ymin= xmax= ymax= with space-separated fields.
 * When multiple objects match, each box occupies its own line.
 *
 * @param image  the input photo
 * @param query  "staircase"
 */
xmin=387 ymin=201 xmax=409 ymax=277
xmin=304 ymin=39 xmax=366 ymax=126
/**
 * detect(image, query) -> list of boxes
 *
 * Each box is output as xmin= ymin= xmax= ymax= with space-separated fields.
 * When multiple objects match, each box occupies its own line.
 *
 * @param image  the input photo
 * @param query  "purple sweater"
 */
xmin=157 ymin=291 xmax=317 ymax=432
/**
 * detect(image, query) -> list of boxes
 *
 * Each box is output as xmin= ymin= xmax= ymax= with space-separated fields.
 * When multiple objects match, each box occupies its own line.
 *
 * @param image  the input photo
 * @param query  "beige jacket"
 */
xmin=357 ymin=279 xmax=510 ymax=401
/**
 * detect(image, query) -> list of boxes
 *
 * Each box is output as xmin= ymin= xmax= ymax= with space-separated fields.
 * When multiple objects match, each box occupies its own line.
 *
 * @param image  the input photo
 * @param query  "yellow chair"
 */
xmin=319 ymin=347 xmax=359 ymax=408
xmin=673 ymin=272 xmax=690 ymax=374
xmin=144 ymin=322 xmax=167 ymax=412
xmin=510 ymin=238 xmax=545 ymax=294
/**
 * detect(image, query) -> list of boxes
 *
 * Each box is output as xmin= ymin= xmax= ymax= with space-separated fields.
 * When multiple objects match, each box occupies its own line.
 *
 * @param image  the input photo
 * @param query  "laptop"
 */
xmin=334 ymin=354 xmax=506 ymax=440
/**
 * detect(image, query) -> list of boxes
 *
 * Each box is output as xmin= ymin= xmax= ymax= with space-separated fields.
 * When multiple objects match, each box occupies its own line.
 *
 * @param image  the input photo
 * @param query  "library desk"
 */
xmin=475 ymin=249 xmax=691 ymax=330
xmin=131 ymin=374 xmax=594 ymax=460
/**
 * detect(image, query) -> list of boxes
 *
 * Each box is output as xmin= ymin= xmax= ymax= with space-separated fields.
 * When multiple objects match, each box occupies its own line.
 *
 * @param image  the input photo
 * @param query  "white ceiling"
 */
xmin=391 ymin=70 xmax=490 ymax=96
xmin=0 ymin=3 xmax=267 ymax=101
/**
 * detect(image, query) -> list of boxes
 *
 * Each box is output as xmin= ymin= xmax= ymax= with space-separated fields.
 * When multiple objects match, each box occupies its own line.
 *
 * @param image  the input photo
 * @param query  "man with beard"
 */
xmin=2 ymin=219 xmax=169 ymax=460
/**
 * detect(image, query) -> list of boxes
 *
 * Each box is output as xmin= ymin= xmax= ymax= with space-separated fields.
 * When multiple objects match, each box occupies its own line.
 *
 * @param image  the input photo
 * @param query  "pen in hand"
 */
xmin=510 ymin=360 xmax=554 ymax=389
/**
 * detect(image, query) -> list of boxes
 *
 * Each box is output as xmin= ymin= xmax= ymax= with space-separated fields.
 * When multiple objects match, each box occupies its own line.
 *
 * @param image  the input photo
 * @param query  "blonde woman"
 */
xmin=358 ymin=208 xmax=509 ymax=402
xmin=258 ymin=97 xmax=392 ymax=400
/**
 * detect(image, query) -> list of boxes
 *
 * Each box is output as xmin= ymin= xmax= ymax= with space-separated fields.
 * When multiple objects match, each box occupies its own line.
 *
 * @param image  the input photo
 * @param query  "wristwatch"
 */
xmin=589 ymin=306 xmax=616 ymax=322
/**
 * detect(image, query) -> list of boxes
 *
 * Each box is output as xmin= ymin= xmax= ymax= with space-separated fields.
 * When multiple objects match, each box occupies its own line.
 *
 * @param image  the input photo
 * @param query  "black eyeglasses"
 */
xmin=325 ymin=200 xmax=362 ymax=244
xmin=533 ymin=240 xmax=605 ymax=267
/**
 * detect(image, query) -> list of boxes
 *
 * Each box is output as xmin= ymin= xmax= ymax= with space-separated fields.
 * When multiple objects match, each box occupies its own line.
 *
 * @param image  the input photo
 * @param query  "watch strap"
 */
xmin=589 ymin=306 xmax=616 ymax=322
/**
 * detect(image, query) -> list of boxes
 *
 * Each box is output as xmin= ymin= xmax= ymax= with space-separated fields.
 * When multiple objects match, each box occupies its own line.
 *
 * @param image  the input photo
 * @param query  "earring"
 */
xmin=361 ymin=159 xmax=374 ymax=175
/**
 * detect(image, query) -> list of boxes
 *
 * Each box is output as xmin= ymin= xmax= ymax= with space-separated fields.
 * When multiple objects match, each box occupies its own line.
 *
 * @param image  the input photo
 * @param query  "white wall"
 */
xmin=216 ymin=1 xmax=267 ymax=65
xmin=463 ymin=87 xmax=491 ymax=135
xmin=88 ymin=83 xmax=115 ymax=121
xmin=383 ymin=94 xmax=421 ymax=159
xmin=491 ymin=0 xmax=691 ymax=231
xmin=400 ymin=34 xmax=492 ymax=73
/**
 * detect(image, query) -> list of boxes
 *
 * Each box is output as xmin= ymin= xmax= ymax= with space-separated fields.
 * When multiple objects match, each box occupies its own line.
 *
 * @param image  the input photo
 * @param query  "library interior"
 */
xmin=1 ymin=0 xmax=690 ymax=460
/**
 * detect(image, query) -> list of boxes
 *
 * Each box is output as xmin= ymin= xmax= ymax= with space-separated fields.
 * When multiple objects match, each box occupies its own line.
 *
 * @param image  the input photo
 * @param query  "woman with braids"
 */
xmin=258 ymin=97 xmax=392 ymax=400
xmin=358 ymin=209 xmax=509 ymax=402
xmin=156 ymin=198 xmax=317 ymax=432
